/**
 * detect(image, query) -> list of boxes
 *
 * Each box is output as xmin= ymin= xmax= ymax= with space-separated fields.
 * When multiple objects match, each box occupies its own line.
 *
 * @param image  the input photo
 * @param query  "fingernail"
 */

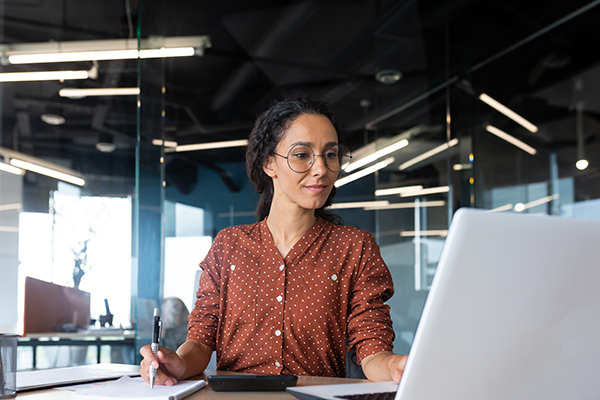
xmin=166 ymin=379 xmax=173 ymax=386
xmin=151 ymin=361 xmax=158 ymax=368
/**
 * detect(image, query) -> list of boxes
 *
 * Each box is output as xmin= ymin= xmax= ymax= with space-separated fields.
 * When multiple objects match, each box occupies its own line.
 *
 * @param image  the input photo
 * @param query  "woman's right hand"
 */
xmin=139 ymin=345 xmax=187 ymax=386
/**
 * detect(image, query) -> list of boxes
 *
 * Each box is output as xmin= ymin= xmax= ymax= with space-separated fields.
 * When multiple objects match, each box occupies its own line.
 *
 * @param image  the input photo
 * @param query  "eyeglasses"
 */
xmin=273 ymin=144 xmax=352 ymax=173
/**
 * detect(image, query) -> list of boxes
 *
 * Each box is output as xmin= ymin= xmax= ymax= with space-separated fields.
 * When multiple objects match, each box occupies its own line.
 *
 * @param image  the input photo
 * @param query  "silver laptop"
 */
xmin=288 ymin=208 xmax=600 ymax=400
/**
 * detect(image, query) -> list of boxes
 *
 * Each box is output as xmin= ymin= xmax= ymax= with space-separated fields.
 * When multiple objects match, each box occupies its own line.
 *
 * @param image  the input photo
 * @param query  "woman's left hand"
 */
xmin=361 ymin=351 xmax=408 ymax=383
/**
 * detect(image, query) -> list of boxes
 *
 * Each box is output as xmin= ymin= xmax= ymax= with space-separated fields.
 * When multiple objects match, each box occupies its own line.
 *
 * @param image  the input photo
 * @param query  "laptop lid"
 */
xmin=396 ymin=208 xmax=600 ymax=400
xmin=288 ymin=208 xmax=600 ymax=400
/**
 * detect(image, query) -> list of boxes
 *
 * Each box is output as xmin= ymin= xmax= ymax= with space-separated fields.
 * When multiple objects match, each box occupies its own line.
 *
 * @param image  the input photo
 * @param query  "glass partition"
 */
xmin=1 ymin=0 xmax=598 ymax=372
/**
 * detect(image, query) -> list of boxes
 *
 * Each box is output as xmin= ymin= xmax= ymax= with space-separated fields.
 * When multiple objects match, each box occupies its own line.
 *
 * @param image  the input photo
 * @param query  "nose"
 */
xmin=311 ymin=154 xmax=328 ymax=176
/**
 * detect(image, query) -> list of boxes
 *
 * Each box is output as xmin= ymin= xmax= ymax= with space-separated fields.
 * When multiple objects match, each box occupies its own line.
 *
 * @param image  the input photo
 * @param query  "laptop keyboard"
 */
xmin=335 ymin=391 xmax=397 ymax=400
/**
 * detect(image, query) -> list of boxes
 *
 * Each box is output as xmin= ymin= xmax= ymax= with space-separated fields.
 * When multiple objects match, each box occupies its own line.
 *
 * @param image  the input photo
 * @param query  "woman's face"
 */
xmin=264 ymin=113 xmax=339 ymax=213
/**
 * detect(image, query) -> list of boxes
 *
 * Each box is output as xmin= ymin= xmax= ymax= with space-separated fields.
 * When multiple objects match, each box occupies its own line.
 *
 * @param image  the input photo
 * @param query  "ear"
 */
xmin=263 ymin=156 xmax=277 ymax=178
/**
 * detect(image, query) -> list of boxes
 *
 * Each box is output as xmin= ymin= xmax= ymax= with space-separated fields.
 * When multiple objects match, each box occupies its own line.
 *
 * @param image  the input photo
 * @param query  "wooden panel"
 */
xmin=23 ymin=277 xmax=90 ymax=335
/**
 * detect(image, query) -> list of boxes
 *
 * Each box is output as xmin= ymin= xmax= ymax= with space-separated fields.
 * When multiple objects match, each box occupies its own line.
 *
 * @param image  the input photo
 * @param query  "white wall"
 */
xmin=0 ymin=171 xmax=22 ymax=332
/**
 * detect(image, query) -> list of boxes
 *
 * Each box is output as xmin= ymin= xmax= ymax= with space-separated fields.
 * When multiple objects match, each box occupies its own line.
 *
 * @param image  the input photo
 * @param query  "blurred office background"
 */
xmin=0 ymin=0 xmax=598 ymax=368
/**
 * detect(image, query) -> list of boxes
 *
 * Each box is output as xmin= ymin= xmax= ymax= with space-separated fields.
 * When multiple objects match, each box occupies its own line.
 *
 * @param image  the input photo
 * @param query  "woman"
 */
xmin=140 ymin=97 xmax=407 ymax=385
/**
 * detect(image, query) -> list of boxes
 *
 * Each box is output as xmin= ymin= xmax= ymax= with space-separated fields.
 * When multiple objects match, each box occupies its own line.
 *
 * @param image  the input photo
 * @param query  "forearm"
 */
xmin=175 ymin=339 xmax=213 ymax=380
xmin=361 ymin=351 xmax=407 ymax=383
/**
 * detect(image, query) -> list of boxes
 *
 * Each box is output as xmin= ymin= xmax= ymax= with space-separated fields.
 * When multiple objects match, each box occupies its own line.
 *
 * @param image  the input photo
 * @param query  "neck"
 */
xmin=266 ymin=198 xmax=317 ymax=259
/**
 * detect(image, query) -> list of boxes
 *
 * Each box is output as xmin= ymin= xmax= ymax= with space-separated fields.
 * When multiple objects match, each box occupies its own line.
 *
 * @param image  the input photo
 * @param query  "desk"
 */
xmin=17 ymin=369 xmax=367 ymax=399
xmin=18 ymin=331 xmax=135 ymax=368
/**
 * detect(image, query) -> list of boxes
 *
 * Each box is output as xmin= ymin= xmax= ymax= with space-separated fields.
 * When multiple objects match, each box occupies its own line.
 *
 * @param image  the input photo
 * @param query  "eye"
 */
xmin=324 ymin=149 xmax=338 ymax=159
xmin=291 ymin=150 xmax=311 ymax=160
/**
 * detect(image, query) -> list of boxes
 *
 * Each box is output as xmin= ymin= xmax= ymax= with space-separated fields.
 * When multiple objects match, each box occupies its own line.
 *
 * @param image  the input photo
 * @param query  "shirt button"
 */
xmin=276 ymin=295 xmax=283 ymax=302
xmin=275 ymin=329 xmax=282 ymax=336
xmin=279 ymin=264 xmax=285 ymax=271
xmin=275 ymin=361 xmax=281 ymax=367
xmin=231 ymin=265 xmax=236 ymax=271
xmin=331 ymin=274 xmax=338 ymax=281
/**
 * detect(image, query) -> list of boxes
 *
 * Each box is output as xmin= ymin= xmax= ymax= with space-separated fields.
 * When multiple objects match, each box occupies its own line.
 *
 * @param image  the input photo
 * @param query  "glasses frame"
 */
xmin=273 ymin=144 xmax=352 ymax=173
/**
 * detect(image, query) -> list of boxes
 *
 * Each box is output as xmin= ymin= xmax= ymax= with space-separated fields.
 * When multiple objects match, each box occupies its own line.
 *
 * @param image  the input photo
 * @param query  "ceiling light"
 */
xmin=10 ymin=159 xmax=84 ymax=186
xmin=346 ymin=125 xmax=422 ymax=173
xmin=516 ymin=194 xmax=559 ymax=212
xmin=1 ymin=36 xmax=210 ymax=64
xmin=328 ymin=201 xmax=390 ymax=210
xmin=96 ymin=133 xmax=116 ymax=153
xmin=346 ymin=139 xmax=408 ymax=173
xmin=41 ymin=113 xmax=65 ymax=125
xmin=399 ymin=186 xmax=450 ymax=197
xmin=0 ymin=161 xmax=24 ymax=176
xmin=59 ymin=87 xmax=140 ymax=98
xmin=364 ymin=200 xmax=446 ymax=210
xmin=576 ymin=159 xmax=588 ymax=170
xmin=174 ymin=139 xmax=248 ymax=152
xmin=375 ymin=69 xmax=402 ymax=85
xmin=399 ymin=138 xmax=459 ymax=171
xmin=0 ymin=203 xmax=22 ymax=211
xmin=375 ymin=185 xmax=423 ymax=196
xmin=1 ymin=147 xmax=85 ymax=186
xmin=335 ymin=157 xmax=395 ymax=188
xmin=487 ymin=203 xmax=514 ymax=213
xmin=485 ymin=125 xmax=537 ymax=155
xmin=479 ymin=93 xmax=538 ymax=133
xmin=400 ymin=230 xmax=448 ymax=237
xmin=0 ymin=69 xmax=89 ymax=82
xmin=152 ymin=139 xmax=178 ymax=148
xmin=453 ymin=163 xmax=472 ymax=171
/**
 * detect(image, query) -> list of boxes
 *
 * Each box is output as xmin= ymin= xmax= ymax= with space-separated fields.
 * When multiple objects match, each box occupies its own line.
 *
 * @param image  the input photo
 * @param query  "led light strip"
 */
xmin=328 ymin=201 xmax=390 ymax=210
xmin=8 ymin=47 xmax=196 ymax=64
xmin=0 ymin=161 xmax=24 ymax=175
xmin=10 ymin=159 xmax=85 ymax=186
xmin=399 ymin=186 xmax=450 ymax=198
xmin=152 ymin=139 xmax=178 ymax=148
xmin=374 ymin=185 xmax=423 ymax=197
xmin=479 ymin=93 xmax=538 ymax=133
xmin=0 ymin=203 xmax=22 ymax=212
xmin=0 ymin=70 xmax=88 ymax=82
xmin=364 ymin=200 xmax=446 ymax=210
xmin=485 ymin=125 xmax=537 ymax=155
xmin=335 ymin=157 xmax=395 ymax=188
xmin=59 ymin=87 xmax=140 ymax=98
xmin=399 ymin=138 xmax=459 ymax=171
xmin=400 ymin=230 xmax=448 ymax=237
xmin=345 ymin=139 xmax=408 ymax=173
xmin=174 ymin=139 xmax=248 ymax=152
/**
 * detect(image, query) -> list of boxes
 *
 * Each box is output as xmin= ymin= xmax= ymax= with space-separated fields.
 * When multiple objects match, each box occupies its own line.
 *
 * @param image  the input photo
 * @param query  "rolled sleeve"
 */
xmin=346 ymin=236 xmax=395 ymax=364
xmin=187 ymin=233 xmax=223 ymax=350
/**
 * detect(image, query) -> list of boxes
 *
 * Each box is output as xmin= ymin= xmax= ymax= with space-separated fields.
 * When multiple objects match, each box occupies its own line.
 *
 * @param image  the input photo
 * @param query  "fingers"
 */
xmin=139 ymin=346 xmax=178 ymax=386
xmin=389 ymin=354 xmax=408 ymax=383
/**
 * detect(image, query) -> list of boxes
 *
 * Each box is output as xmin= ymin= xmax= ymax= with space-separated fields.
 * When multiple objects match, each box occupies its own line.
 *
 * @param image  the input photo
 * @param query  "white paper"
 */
xmin=17 ymin=364 xmax=140 ymax=391
xmin=71 ymin=376 xmax=206 ymax=400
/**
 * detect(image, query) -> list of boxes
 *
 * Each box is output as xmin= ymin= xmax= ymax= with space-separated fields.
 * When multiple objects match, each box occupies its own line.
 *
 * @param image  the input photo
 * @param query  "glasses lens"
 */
xmin=287 ymin=145 xmax=314 ymax=172
xmin=324 ymin=145 xmax=352 ymax=172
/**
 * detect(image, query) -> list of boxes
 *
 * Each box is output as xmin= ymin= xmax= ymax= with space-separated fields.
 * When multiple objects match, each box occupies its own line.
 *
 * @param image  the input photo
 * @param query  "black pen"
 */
xmin=149 ymin=308 xmax=162 ymax=388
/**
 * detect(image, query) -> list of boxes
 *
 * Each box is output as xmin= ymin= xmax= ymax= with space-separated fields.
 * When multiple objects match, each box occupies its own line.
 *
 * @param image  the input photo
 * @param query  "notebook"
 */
xmin=288 ymin=208 xmax=600 ymax=400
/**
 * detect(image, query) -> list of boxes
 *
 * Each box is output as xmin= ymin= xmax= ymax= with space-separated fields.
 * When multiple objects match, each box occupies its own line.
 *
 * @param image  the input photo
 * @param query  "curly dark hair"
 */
xmin=246 ymin=96 xmax=344 ymax=225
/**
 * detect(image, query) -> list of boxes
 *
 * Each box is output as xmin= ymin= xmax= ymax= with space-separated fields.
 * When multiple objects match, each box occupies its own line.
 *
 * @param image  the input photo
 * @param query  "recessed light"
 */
xmin=41 ymin=113 xmax=66 ymax=125
xmin=375 ymin=69 xmax=402 ymax=85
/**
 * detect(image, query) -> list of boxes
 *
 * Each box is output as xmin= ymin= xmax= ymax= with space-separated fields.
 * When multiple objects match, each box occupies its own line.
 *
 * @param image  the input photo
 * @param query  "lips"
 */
xmin=304 ymin=184 xmax=329 ymax=193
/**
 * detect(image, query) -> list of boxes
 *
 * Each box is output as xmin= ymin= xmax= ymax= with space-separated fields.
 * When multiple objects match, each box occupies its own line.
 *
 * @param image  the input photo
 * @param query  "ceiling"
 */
xmin=1 ymin=0 xmax=599 ymax=197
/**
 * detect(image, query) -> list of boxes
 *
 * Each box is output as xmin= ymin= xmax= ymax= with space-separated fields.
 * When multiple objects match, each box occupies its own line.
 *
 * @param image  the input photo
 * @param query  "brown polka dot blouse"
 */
xmin=187 ymin=216 xmax=395 ymax=377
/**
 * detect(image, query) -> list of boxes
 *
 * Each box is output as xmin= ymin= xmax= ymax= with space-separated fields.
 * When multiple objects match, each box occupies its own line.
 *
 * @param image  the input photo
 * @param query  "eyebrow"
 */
xmin=289 ymin=141 xmax=339 ymax=148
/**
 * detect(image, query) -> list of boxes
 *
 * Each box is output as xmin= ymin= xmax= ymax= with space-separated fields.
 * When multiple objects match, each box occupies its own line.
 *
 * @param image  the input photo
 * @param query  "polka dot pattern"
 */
xmin=187 ymin=217 xmax=395 ymax=377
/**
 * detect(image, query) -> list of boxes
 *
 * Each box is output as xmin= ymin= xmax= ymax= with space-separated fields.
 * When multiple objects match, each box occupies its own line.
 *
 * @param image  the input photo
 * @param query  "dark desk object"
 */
xmin=18 ymin=330 xmax=135 ymax=369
